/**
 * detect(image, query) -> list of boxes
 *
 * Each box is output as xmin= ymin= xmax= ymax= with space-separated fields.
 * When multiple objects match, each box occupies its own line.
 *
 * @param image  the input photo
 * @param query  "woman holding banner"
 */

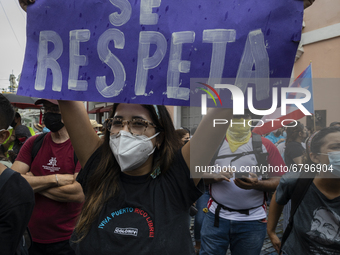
xmin=56 ymin=100 xmax=231 ymax=255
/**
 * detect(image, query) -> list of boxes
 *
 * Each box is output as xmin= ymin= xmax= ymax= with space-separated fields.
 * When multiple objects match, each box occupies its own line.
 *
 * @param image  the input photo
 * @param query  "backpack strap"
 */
xmin=209 ymin=137 xmax=226 ymax=166
xmin=31 ymin=133 xmax=48 ymax=163
xmin=73 ymin=152 xmax=78 ymax=167
xmin=210 ymin=133 xmax=268 ymax=169
xmin=280 ymin=171 xmax=316 ymax=253
xmin=252 ymin=133 xmax=269 ymax=176
xmin=0 ymin=168 xmax=15 ymax=191
xmin=252 ymin=133 xmax=268 ymax=166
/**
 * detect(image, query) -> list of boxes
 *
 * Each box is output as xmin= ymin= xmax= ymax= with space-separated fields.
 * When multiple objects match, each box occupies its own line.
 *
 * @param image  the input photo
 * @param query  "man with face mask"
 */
xmin=11 ymin=99 xmax=85 ymax=255
xmin=200 ymin=112 xmax=286 ymax=255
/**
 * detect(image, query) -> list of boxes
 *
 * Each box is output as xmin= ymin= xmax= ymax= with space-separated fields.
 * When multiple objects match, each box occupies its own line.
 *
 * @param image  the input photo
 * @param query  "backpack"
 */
xmin=31 ymin=133 xmax=78 ymax=166
xmin=0 ymin=168 xmax=31 ymax=255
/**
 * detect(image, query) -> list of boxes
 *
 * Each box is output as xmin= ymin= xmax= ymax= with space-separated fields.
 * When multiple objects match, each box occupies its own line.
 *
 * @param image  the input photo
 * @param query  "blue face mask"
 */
xmin=319 ymin=151 xmax=340 ymax=177
xmin=282 ymin=131 xmax=287 ymax=138
xmin=42 ymin=127 xmax=50 ymax=133
xmin=328 ymin=151 xmax=340 ymax=177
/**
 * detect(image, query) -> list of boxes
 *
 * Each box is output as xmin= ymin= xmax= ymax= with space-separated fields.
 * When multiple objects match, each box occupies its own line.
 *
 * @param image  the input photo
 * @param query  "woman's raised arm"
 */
xmin=182 ymin=108 xmax=233 ymax=185
xmin=58 ymin=100 xmax=102 ymax=168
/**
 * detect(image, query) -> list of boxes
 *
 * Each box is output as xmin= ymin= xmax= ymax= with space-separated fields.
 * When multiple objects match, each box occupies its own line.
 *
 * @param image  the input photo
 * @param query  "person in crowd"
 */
xmin=9 ymin=124 xmax=33 ymax=162
xmin=54 ymin=99 xmax=232 ymax=255
xmin=280 ymin=122 xmax=307 ymax=231
xmin=90 ymin=119 xmax=103 ymax=134
xmin=3 ymin=112 xmax=35 ymax=154
xmin=34 ymin=123 xmax=50 ymax=134
xmin=284 ymin=121 xmax=307 ymax=168
xmin=11 ymin=98 xmax=85 ymax=255
xmin=330 ymin=122 xmax=340 ymax=127
xmin=275 ymin=128 xmax=287 ymax=159
xmin=199 ymin=112 xmax=285 ymax=255
xmin=306 ymin=126 xmax=314 ymax=140
xmin=175 ymin=128 xmax=190 ymax=146
xmin=0 ymin=94 xmax=35 ymax=254
xmin=0 ymin=144 xmax=12 ymax=168
xmin=265 ymin=127 xmax=286 ymax=146
xmin=33 ymin=123 xmax=44 ymax=134
xmin=267 ymin=126 xmax=340 ymax=254
xmin=193 ymin=189 xmax=210 ymax=255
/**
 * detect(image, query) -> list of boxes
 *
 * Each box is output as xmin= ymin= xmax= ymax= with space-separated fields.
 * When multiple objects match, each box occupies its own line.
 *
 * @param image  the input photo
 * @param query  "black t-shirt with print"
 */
xmin=72 ymin=147 xmax=204 ymax=255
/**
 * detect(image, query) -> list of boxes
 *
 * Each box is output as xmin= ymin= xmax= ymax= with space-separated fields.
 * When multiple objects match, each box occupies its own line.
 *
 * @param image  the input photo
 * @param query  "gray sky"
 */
xmin=0 ymin=0 xmax=27 ymax=90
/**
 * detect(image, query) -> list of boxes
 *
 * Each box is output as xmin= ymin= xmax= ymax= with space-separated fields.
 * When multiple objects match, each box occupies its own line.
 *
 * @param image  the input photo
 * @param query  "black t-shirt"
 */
xmin=72 ymin=147 xmax=204 ymax=255
xmin=284 ymin=141 xmax=305 ymax=168
xmin=0 ymin=168 xmax=35 ymax=254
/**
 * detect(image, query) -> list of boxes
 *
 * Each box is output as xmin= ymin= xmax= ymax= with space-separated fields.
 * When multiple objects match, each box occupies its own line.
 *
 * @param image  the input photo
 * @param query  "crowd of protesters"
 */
xmin=1 ymin=88 xmax=339 ymax=254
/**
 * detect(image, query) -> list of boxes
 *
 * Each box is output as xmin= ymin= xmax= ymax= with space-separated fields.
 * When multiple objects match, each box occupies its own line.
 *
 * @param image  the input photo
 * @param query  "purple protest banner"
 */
xmin=18 ymin=0 xmax=304 ymax=107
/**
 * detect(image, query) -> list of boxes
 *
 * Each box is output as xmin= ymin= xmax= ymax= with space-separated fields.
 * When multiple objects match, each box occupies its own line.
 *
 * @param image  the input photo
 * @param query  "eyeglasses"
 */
xmin=105 ymin=117 xmax=157 ymax=136
xmin=42 ymin=106 xmax=60 ymax=113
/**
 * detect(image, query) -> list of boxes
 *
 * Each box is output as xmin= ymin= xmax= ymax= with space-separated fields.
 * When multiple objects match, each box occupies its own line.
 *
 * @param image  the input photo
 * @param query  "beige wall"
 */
xmin=302 ymin=0 xmax=340 ymax=33
xmin=293 ymin=0 xmax=340 ymax=128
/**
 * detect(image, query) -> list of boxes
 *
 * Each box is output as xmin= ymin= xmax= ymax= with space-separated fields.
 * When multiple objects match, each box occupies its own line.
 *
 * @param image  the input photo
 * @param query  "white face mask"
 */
xmin=109 ymin=130 xmax=159 ymax=172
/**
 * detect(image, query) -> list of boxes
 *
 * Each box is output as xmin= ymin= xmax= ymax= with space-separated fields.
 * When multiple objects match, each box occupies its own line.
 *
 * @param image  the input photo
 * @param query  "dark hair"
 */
xmin=285 ymin=121 xmax=304 ymax=145
xmin=15 ymin=112 xmax=21 ymax=119
xmin=175 ymin=128 xmax=189 ymax=138
xmin=305 ymin=126 xmax=340 ymax=164
xmin=15 ymin=125 xmax=32 ymax=138
xmin=0 ymin=94 xmax=15 ymax=130
xmin=182 ymin=127 xmax=190 ymax=135
xmin=75 ymin=104 xmax=182 ymax=241
xmin=330 ymin=122 xmax=340 ymax=127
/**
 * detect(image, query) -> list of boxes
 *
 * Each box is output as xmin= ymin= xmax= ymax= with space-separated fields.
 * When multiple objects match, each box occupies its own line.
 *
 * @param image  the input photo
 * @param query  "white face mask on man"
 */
xmin=109 ymin=130 xmax=159 ymax=172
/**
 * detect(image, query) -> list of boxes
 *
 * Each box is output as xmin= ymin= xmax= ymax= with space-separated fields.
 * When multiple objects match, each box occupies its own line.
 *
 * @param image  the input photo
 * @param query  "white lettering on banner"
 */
xmin=68 ymin=29 xmax=90 ymax=91
xmin=166 ymin=31 xmax=195 ymax=100
xmin=96 ymin=28 xmax=126 ymax=98
xmin=109 ymin=0 xmax=132 ymax=26
xmin=135 ymin=31 xmax=167 ymax=96
xmin=235 ymin=29 xmax=270 ymax=101
xmin=35 ymin=31 xmax=63 ymax=92
xmin=33 ymin=27 xmax=271 ymax=101
xmin=140 ymin=0 xmax=161 ymax=25
xmin=203 ymin=29 xmax=236 ymax=94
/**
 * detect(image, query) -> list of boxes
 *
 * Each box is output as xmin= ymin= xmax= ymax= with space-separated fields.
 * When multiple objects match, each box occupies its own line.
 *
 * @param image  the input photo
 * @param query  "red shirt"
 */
xmin=16 ymin=133 xmax=83 ymax=243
